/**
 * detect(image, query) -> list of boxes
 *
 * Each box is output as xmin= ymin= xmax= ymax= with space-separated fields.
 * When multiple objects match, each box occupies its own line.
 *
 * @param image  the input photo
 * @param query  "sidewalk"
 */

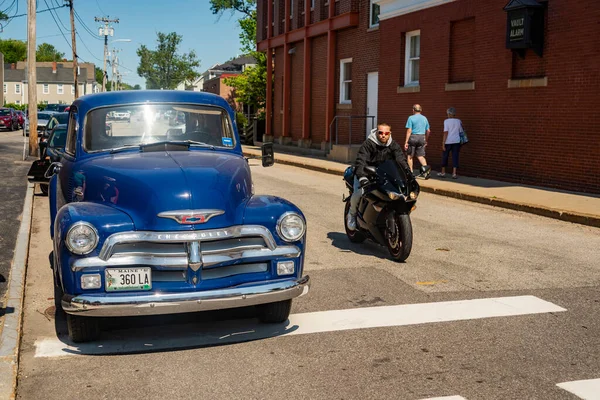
xmin=243 ymin=145 xmax=600 ymax=228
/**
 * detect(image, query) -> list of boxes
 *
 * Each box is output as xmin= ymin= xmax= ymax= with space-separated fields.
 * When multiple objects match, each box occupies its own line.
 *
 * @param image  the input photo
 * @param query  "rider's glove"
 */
xmin=359 ymin=177 xmax=370 ymax=188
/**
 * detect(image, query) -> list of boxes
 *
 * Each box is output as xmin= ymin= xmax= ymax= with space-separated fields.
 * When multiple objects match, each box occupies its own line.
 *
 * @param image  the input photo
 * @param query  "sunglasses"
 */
xmin=377 ymin=130 xmax=391 ymax=135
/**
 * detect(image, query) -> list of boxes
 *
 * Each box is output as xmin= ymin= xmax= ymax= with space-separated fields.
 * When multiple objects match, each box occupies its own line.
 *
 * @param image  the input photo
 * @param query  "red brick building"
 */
xmin=257 ymin=0 xmax=600 ymax=193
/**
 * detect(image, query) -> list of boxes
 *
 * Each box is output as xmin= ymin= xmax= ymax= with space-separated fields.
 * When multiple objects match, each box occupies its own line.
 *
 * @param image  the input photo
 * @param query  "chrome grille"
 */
xmin=72 ymin=225 xmax=301 ymax=276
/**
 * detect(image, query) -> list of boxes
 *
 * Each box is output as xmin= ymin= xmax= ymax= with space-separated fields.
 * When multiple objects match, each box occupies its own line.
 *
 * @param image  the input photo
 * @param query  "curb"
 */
xmin=244 ymin=150 xmax=600 ymax=229
xmin=0 ymin=183 xmax=34 ymax=400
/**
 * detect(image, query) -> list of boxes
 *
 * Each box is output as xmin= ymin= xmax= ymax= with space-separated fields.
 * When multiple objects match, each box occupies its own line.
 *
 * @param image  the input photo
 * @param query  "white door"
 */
xmin=366 ymin=72 xmax=378 ymax=138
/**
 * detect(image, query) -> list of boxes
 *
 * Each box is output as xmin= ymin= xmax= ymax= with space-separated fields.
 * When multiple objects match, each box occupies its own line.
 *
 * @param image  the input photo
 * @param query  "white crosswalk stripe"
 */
xmin=557 ymin=378 xmax=600 ymax=399
xmin=35 ymin=295 xmax=565 ymax=357
xmin=420 ymin=396 xmax=467 ymax=400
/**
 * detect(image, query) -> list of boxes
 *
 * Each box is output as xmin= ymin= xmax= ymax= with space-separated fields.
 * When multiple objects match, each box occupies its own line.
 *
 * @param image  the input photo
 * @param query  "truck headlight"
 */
xmin=276 ymin=212 xmax=306 ymax=242
xmin=66 ymin=222 xmax=99 ymax=255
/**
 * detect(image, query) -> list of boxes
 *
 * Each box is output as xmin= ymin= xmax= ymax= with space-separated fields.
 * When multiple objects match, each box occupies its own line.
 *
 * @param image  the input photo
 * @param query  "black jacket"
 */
xmin=354 ymin=131 xmax=412 ymax=179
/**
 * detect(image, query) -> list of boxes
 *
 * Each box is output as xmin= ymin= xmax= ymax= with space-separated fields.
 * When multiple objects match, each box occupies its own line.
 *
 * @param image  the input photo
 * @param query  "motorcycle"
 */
xmin=343 ymin=160 xmax=420 ymax=262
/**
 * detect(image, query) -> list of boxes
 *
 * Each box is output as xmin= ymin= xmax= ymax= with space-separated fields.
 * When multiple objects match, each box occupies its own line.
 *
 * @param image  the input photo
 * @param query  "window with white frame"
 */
xmin=404 ymin=30 xmax=420 ymax=86
xmin=370 ymin=0 xmax=380 ymax=28
xmin=43 ymin=84 xmax=49 ymax=94
xmin=3 ymin=83 xmax=6 ymax=94
xmin=72 ymin=85 xmax=75 ymax=94
xmin=15 ymin=84 xmax=21 ymax=94
xmin=311 ymin=0 xmax=314 ymax=9
xmin=57 ymin=84 xmax=64 ymax=94
xmin=16 ymin=100 xmax=21 ymax=105
xmin=339 ymin=58 xmax=352 ymax=104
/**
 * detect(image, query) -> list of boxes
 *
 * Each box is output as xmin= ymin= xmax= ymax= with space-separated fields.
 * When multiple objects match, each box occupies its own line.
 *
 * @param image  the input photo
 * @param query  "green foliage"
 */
xmin=0 ymin=39 xmax=27 ymax=64
xmin=36 ymin=43 xmax=65 ymax=62
xmin=4 ymin=103 xmax=26 ymax=111
xmin=210 ymin=0 xmax=266 ymax=119
xmin=136 ymin=32 xmax=201 ymax=90
xmin=236 ymin=111 xmax=248 ymax=128
xmin=0 ymin=12 xmax=8 ymax=22
xmin=209 ymin=0 xmax=255 ymax=18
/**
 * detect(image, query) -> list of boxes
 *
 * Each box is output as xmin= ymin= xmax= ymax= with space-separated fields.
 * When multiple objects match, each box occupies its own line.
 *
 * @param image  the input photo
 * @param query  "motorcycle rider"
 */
xmin=347 ymin=123 xmax=414 ymax=231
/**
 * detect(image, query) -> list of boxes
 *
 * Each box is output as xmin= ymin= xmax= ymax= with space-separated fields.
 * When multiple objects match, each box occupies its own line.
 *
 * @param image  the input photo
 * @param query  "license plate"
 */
xmin=105 ymin=268 xmax=152 ymax=292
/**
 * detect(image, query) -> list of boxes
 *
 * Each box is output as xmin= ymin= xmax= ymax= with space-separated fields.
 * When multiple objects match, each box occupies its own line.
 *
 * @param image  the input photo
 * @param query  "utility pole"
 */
xmin=27 ymin=0 xmax=38 ymax=156
xmin=67 ymin=0 xmax=78 ymax=99
xmin=111 ymin=48 xmax=120 ymax=91
xmin=95 ymin=16 xmax=118 ymax=91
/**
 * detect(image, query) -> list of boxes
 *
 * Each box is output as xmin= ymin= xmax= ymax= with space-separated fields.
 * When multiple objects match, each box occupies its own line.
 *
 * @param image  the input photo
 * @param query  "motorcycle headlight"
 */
xmin=65 ymin=222 xmax=99 ymax=255
xmin=388 ymin=191 xmax=402 ymax=200
xmin=276 ymin=212 xmax=306 ymax=242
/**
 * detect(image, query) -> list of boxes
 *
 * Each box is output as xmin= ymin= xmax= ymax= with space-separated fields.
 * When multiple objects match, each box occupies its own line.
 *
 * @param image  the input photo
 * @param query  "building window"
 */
xmin=57 ymin=84 xmax=64 ymax=94
xmin=3 ymin=84 xmax=6 ymax=94
xmin=290 ymin=0 xmax=293 ymax=16
xmin=16 ymin=100 xmax=21 ymax=105
xmin=370 ymin=0 xmax=380 ymax=28
xmin=15 ymin=84 xmax=21 ymax=94
xmin=404 ymin=30 xmax=420 ymax=86
xmin=339 ymin=58 xmax=352 ymax=104
xmin=311 ymin=0 xmax=314 ymax=9
xmin=72 ymin=85 xmax=75 ymax=94
xmin=43 ymin=84 xmax=49 ymax=94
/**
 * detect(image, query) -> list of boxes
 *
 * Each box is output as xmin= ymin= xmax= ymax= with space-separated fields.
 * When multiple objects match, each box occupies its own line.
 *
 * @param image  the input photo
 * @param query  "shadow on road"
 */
xmin=326 ymin=231 xmax=391 ymax=260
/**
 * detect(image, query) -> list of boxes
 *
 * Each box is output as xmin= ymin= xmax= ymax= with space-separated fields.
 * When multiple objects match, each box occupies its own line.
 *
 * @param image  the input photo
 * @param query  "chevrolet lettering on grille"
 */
xmin=158 ymin=209 xmax=225 ymax=225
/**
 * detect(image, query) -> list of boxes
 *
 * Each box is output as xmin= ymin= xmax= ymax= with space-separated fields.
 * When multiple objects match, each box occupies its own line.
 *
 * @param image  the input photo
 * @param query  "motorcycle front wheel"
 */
xmin=386 ymin=213 xmax=413 ymax=262
xmin=344 ymin=201 xmax=366 ymax=243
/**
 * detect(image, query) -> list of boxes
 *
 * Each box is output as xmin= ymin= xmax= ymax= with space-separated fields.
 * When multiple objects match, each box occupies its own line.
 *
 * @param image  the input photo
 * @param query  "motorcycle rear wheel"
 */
xmin=386 ymin=213 xmax=413 ymax=262
xmin=344 ymin=201 xmax=365 ymax=243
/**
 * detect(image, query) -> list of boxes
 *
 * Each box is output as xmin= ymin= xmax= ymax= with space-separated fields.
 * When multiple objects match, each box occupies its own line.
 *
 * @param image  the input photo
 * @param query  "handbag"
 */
xmin=459 ymin=123 xmax=469 ymax=145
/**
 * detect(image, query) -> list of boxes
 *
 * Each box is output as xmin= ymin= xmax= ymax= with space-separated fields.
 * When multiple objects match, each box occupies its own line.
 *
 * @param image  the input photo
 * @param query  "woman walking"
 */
xmin=438 ymin=107 xmax=463 ymax=179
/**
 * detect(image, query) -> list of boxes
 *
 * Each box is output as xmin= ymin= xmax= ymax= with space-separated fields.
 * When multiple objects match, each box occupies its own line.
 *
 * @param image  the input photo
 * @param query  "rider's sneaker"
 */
xmin=346 ymin=213 xmax=357 ymax=231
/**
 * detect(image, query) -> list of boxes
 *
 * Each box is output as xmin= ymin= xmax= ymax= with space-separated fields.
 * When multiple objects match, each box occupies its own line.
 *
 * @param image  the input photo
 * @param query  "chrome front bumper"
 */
xmin=62 ymin=275 xmax=310 ymax=317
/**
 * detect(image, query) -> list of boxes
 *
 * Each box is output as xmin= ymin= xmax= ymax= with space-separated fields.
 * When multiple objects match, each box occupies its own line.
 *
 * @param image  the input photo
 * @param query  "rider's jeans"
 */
xmin=349 ymin=176 xmax=363 ymax=216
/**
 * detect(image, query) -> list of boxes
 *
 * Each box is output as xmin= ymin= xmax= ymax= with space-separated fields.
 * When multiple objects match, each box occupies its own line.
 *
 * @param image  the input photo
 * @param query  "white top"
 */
xmin=443 ymin=118 xmax=463 ymax=144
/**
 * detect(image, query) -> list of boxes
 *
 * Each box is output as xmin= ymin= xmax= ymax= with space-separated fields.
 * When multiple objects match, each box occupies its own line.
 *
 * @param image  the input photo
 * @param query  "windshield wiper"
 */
xmin=109 ymin=144 xmax=141 ymax=154
xmin=140 ymin=140 xmax=215 ymax=151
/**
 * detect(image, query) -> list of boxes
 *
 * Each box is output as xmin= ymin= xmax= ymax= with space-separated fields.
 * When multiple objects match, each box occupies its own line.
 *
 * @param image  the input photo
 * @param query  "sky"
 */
xmin=0 ymin=0 xmax=247 ymax=88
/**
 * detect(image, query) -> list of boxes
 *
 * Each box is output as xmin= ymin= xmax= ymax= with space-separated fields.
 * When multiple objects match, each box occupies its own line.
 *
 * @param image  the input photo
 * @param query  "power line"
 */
xmin=5 ymin=3 xmax=68 ymax=20
xmin=42 ymin=0 xmax=73 ymax=54
xmin=74 ymin=8 xmax=102 ymax=40
xmin=49 ymin=0 xmax=70 ymax=31
xmin=94 ymin=0 xmax=106 ymax=16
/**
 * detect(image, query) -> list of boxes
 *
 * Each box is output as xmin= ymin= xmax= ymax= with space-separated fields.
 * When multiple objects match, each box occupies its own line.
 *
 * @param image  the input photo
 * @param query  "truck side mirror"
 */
xmin=261 ymin=143 xmax=274 ymax=167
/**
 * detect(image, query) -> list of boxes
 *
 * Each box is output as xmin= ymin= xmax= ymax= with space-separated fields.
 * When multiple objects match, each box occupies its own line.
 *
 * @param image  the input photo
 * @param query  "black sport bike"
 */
xmin=343 ymin=160 xmax=420 ymax=262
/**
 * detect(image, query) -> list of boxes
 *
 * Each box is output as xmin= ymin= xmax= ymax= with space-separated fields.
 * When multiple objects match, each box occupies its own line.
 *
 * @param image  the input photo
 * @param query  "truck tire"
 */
xmin=256 ymin=300 xmax=292 ymax=323
xmin=67 ymin=314 xmax=100 ymax=343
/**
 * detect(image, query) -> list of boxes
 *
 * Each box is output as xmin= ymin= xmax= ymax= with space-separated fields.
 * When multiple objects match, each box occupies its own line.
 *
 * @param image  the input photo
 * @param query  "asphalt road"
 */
xmin=16 ymin=159 xmax=600 ymax=400
xmin=0 ymin=131 xmax=30 ymax=307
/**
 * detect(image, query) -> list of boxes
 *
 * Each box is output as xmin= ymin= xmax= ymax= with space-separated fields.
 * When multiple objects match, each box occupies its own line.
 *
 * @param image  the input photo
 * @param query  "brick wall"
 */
xmin=378 ymin=0 xmax=600 ymax=193
xmin=310 ymin=36 xmax=328 ymax=144
xmin=290 ymin=41 xmax=305 ymax=141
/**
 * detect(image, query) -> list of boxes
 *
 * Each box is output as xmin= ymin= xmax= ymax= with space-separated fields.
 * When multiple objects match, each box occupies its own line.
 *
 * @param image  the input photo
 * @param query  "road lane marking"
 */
xmin=34 ymin=295 xmax=566 ymax=357
xmin=557 ymin=378 xmax=600 ymax=399
xmin=420 ymin=397 xmax=467 ymax=400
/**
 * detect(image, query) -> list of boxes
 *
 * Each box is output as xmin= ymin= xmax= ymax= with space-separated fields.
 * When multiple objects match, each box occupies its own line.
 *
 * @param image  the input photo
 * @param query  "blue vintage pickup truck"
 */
xmin=41 ymin=91 xmax=309 ymax=342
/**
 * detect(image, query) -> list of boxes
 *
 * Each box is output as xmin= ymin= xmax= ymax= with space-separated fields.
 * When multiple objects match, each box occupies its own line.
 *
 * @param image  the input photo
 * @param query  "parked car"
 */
xmin=34 ymin=124 xmax=68 ymax=196
xmin=37 ymin=91 xmax=309 ymax=343
xmin=24 ymin=111 xmax=55 ymax=137
xmin=45 ymin=103 xmax=69 ymax=112
xmin=16 ymin=110 xmax=25 ymax=128
xmin=0 ymin=108 xmax=19 ymax=131
xmin=43 ymin=112 xmax=69 ymax=140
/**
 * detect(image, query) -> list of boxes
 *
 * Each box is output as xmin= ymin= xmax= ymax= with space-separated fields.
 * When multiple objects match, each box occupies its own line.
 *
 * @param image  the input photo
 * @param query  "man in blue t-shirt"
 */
xmin=404 ymin=104 xmax=431 ymax=179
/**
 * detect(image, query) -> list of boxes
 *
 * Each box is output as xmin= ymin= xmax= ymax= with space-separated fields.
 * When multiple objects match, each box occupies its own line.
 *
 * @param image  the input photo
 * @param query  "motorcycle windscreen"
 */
xmin=377 ymin=160 xmax=408 ymax=189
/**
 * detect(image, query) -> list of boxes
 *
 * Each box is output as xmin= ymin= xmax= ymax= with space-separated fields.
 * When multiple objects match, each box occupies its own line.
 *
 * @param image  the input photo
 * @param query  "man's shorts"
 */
xmin=407 ymin=134 xmax=426 ymax=157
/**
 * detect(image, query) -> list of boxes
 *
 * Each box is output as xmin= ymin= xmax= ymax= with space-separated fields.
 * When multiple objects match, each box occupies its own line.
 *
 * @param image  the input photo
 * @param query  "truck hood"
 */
xmin=76 ymin=150 xmax=252 ymax=231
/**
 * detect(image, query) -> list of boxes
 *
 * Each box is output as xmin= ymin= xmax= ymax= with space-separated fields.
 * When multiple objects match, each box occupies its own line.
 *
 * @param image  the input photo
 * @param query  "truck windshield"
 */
xmin=84 ymin=104 xmax=236 ymax=152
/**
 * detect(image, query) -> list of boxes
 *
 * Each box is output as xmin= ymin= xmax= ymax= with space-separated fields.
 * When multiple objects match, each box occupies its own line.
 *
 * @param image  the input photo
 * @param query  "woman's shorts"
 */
xmin=407 ymin=134 xmax=426 ymax=157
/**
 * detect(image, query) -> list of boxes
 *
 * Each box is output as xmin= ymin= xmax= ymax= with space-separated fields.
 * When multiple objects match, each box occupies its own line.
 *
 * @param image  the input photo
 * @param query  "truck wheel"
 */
xmin=67 ymin=314 xmax=100 ymax=343
xmin=256 ymin=300 xmax=292 ymax=323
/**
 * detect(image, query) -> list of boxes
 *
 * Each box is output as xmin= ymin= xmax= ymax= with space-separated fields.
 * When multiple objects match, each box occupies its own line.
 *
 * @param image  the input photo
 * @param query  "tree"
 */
xmin=210 ymin=0 xmax=267 ymax=118
xmin=95 ymin=67 xmax=110 ymax=91
xmin=0 ymin=39 xmax=27 ymax=64
xmin=209 ymin=0 xmax=255 ymax=18
xmin=36 ymin=43 xmax=65 ymax=62
xmin=136 ymin=32 xmax=200 ymax=90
